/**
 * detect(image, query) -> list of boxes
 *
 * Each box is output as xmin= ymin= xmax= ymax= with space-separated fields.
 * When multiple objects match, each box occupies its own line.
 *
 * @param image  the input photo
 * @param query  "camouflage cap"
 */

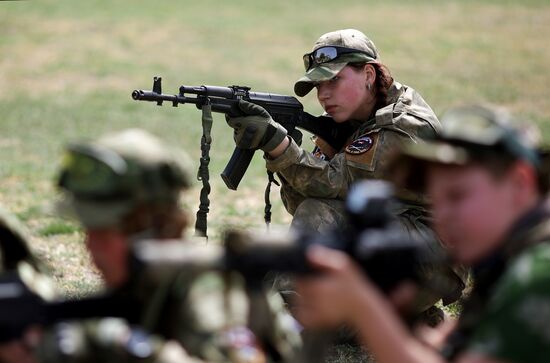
xmin=391 ymin=104 xmax=542 ymax=190
xmin=56 ymin=129 xmax=193 ymax=229
xmin=294 ymin=29 xmax=379 ymax=97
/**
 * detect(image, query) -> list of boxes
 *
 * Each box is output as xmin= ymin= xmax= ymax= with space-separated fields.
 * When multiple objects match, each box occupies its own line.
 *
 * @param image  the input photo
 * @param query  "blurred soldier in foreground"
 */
xmin=294 ymin=105 xmax=550 ymax=362
xmin=0 ymin=207 xmax=57 ymax=363
xmin=36 ymin=129 xmax=300 ymax=362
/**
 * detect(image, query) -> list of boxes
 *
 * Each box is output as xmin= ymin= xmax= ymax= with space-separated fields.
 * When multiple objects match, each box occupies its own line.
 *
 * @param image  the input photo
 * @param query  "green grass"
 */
xmin=0 ymin=1 xmax=549 ymax=361
xmin=38 ymin=220 xmax=78 ymax=237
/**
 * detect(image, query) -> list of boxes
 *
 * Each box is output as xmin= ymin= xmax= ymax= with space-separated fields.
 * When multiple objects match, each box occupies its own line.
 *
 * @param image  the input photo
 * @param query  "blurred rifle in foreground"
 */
xmin=133 ymin=180 xmax=453 ymax=361
xmin=134 ymin=181 xmax=451 ymax=294
xmin=0 ymin=273 xmax=137 ymax=342
xmin=0 ymin=182 xmax=449 ymax=358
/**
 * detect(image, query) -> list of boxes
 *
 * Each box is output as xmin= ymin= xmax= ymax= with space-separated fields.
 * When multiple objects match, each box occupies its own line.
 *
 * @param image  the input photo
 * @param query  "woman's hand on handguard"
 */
xmin=225 ymin=100 xmax=289 ymax=155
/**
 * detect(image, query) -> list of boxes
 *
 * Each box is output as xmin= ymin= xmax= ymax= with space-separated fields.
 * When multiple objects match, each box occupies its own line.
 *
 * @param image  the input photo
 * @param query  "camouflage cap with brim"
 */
xmin=390 ymin=104 xmax=542 ymax=191
xmin=389 ymin=141 xmax=471 ymax=192
xmin=295 ymin=28 xmax=379 ymax=97
xmin=435 ymin=104 xmax=540 ymax=167
xmin=55 ymin=128 xmax=193 ymax=229
xmin=403 ymin=141 xmax=471 ymax=166
xmin=294 ymin=53 xmax=377 ymax=97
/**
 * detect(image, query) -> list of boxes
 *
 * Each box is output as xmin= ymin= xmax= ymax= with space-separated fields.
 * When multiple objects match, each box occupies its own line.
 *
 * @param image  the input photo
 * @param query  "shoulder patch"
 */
xmin=345 ymin=134 xmax=374 ymax=155
xmin=345 ymin=132 xmax=380 ymax=171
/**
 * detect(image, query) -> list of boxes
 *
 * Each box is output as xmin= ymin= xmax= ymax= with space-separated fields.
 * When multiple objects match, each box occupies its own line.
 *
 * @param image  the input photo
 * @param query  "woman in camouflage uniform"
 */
xmin=226 ymin=28 xmax=465 ymax=324
xmin=295 ymin=105 xmax=550 ymax=363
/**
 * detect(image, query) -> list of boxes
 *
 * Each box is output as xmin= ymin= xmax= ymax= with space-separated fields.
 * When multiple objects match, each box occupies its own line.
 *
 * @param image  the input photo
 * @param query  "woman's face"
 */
xmin=426 ymin=163 xmax=522 ymax=265
xmin=315 ymin=65 xmax=373 ymax=123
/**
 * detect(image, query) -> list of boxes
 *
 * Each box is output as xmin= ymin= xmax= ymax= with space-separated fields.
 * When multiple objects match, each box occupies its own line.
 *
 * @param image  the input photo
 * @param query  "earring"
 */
xmin=366 ymin=83 xmax=372 ymax=91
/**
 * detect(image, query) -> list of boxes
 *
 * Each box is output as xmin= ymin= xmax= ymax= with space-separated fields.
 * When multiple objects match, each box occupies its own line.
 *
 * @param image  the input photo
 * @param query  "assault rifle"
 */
xmin=132 ymin=77 xmax=353 ymax=190
xmin=0 ymin=273 xmax=137 ymax=342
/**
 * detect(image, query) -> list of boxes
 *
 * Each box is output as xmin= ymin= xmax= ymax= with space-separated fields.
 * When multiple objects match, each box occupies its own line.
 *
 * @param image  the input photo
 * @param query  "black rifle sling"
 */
xmin=264 ymin=170 xmax=280 ymax=229
xmin=195 ymin=101 xmax=213 ymax=238
xmin=263 ymin=128 xmax=299 ymax=229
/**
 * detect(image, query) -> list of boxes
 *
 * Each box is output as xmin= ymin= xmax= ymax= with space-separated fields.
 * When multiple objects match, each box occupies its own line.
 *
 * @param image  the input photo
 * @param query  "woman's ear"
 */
xmin=364 ymin=64 xmax=376 ymax=87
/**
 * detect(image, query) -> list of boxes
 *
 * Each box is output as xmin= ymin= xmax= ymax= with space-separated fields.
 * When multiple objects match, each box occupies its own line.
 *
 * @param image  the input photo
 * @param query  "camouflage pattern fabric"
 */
xmin=466 ymin=243 xmax=550 ymax=362
xmin=443 ymin=200 xmax=550 ymax=362
xmin=290 ymin=198 xmax=348 ymax=233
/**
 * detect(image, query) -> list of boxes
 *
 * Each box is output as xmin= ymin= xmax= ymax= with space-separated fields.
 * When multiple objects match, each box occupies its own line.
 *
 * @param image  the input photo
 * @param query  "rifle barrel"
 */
xmin=131 ymin=90 xmax=192 ymax=106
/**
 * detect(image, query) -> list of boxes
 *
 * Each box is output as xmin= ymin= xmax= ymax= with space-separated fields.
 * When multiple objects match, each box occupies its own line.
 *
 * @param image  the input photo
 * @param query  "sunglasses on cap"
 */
xmin=303 ymin=46 xmax=375 ymax=71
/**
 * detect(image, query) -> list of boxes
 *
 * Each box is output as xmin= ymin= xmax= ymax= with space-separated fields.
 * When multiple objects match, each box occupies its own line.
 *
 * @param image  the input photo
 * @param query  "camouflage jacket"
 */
xmin=37 ymin=242 xmax=301 ymax=363
xmin=443 ymin=199 xmax=550 ymax=362
xmin=266 ymin=83 xmax=468 ymax=308
xmin=266 ymin=81 xmax=440 ymax=217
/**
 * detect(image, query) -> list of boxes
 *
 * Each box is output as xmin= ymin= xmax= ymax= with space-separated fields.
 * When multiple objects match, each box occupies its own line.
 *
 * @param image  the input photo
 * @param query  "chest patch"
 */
xmin=345 ymin=134 xmax=374 ymax=155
